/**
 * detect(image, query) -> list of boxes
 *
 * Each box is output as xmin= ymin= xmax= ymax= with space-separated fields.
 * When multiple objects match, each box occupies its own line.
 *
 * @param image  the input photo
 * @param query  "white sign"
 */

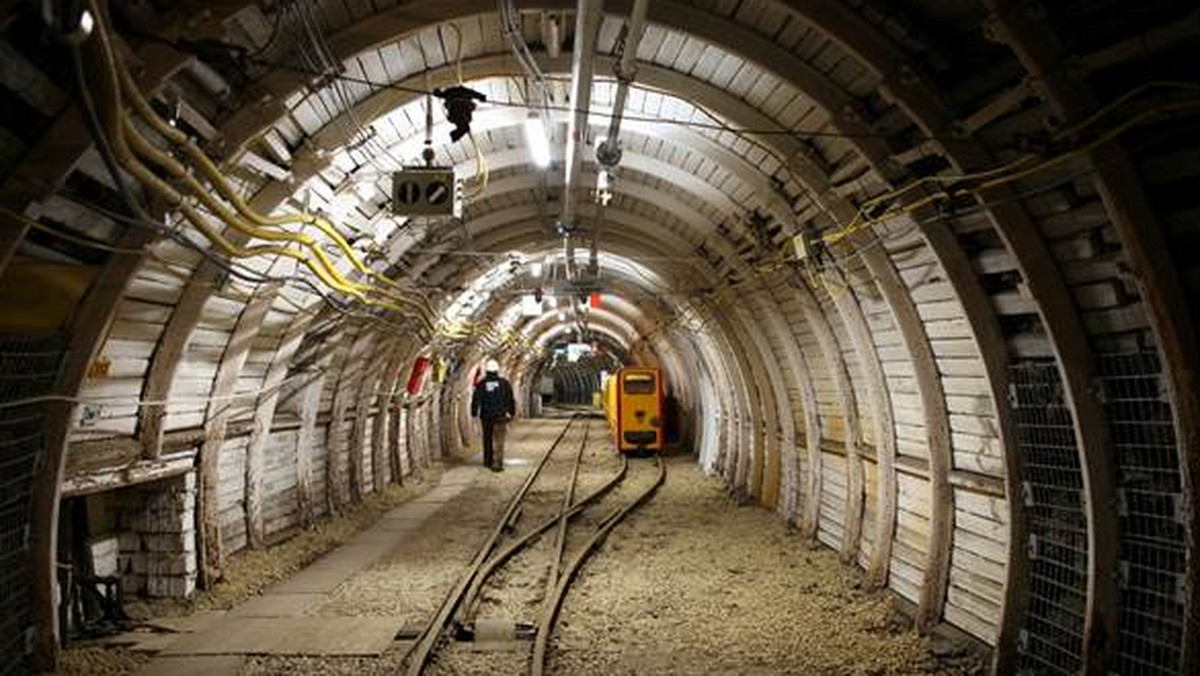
xmin=521 ymin=294 xmax=542 ymax=317
xmin=567 ymin=343 xmax=591 ymax=363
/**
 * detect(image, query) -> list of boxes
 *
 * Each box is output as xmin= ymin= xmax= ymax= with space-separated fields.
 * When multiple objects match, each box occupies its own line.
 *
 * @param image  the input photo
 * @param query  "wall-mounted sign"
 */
xmin=392 ymin=167 xmax=456 ymax=217
xmin=521 ymin=294 xmax=542 ymax=317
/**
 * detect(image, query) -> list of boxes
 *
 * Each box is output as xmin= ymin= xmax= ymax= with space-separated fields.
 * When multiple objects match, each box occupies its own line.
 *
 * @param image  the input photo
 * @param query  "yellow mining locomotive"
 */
xmin=603 ymin=367 xmax=664 ymax=453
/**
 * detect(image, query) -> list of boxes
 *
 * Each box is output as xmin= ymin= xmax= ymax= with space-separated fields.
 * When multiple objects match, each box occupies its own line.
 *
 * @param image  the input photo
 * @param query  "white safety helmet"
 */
xmin=485 ymin=358 xmax=500 ymax=373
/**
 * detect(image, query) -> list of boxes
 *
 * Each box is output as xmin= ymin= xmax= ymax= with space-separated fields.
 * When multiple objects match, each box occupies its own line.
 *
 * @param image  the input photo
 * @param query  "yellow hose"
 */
xmin=85 ymin=6 xmax=387 ymax=307
xmin=114 ymin=55 xmax=435 ymax=318
xmin=85 ymin=4 xmax=433 ymax=329
xmin=122 ymin=79 xmax=434 ymax=322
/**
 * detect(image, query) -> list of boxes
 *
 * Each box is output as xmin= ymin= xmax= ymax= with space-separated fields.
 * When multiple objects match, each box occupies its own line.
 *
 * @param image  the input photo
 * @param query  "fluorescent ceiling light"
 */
xmin=525 ymin=115 xmax=552 ymax=168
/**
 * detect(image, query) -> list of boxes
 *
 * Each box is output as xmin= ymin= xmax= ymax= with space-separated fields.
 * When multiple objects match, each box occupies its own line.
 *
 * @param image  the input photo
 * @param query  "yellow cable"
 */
xmin=975 ymin=100 xmax=1200 ymax=193
xmin=818 ymin=97 xmax=1200 ymax=248
xmin=110 ymin=42 xmax=435 ymax=325
xmin=464 ymin=131 xmax=489 ymax=199
xmin=1 ymin=205 xmax=329 ymax=313
xmin=1053 ymin=80 xmax=1200 ymax=141
xmin=87 ymin=6 xmax=433 ymax=330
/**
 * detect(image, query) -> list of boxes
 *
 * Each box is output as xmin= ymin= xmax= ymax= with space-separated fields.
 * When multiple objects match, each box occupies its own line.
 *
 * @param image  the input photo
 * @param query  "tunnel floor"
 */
xmin=105 ymin=418 xmax=976 ymax=675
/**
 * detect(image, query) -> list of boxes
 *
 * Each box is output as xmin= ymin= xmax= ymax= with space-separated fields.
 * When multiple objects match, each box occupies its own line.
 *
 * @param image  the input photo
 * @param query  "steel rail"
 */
xmin=457 ymin=447 xmax=628 ymax=622
xmin=531 ymin=454 xmax=667 ymax=676
xmin=549 ymin=416 xmax=590 ymax=586
xmin=404 ymin=413 xmax=581 ymax=675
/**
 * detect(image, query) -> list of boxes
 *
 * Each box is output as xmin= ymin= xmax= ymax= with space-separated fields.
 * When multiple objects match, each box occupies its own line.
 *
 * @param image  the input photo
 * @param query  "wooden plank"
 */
xmin=371 ymin=344 xmax=406 ymax=492
xmin=704 ymin=300 xmax=765 ymax=493
xmin=347 ymin=333 xmax=385 ymax=500
xmin=785 ymin=273 xmax=859 ymax=546
xmin=243 ymin=308 xmax=316 ymax=548
xmin=390 ymin=352 xmax=417 ymax=482
xmin=823 ymin=267 xmax=895 ymax=585
xmin=762 ymin=281 xmax=823 ymax=523
xmin=325 ymin=323 xmax=366 ymax=512
xmin=29 ymin=225 xmax=156 ymax=669
xmin=295 ymin=337 xmax=334 ymax=527
xmin=197 ymin=284 xmax=277 ymax=585
xmin=849 ymin=236 xmax=955 ymax=629
xmin=725 ymin=291 xmax=788 ymax=508
xmin=984 ymin=8 xmax=1200 ymax=669
xmin=138 ymin=263 xmax=222 ymax=459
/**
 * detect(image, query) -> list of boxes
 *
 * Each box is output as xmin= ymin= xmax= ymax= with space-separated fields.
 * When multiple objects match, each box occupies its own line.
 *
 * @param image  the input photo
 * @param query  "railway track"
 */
xmin=403 ymin=414 xmax=666 ymax=675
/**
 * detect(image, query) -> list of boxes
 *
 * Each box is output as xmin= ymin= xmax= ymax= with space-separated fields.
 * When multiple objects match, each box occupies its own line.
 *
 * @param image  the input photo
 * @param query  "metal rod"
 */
xmin=560 ymin=0 xmax=603 ymax=274
xmin=590 ymin=0 xmax=650 ymax=275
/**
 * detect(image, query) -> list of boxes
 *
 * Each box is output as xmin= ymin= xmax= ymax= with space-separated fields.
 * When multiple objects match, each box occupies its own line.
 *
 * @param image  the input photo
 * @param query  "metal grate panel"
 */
xmin=1097 ymin=352 xmax=1184 ymax=676
xmin=1010 ymin=359 xmax=1087 ymax=676
xmin=0 ymin=335 xmax=66 ymax=676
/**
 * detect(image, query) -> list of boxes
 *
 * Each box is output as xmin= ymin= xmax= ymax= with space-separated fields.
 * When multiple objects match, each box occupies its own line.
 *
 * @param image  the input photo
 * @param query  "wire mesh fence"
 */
xmin=1097 ymin=352 xmax=1185 ymax=676
xmin=0 ymin=335 xmax=66 ymax=676
xmin=1010 ymin=359 xmax=1087 ymax=676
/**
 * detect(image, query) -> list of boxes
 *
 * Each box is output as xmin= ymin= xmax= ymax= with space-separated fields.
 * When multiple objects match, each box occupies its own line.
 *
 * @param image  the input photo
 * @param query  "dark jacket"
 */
xmin=471 ymin=373 xmax=515 ymax=420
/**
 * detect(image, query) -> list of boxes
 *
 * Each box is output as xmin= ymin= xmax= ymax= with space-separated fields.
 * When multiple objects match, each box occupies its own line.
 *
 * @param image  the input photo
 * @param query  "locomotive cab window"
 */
xmin=623 ymin=374 xmax=656 ymax=394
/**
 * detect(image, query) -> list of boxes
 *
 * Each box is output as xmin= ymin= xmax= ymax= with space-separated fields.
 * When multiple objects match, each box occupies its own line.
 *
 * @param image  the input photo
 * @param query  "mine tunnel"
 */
xmin=0 ymin=0 xmax=1198 ymax=674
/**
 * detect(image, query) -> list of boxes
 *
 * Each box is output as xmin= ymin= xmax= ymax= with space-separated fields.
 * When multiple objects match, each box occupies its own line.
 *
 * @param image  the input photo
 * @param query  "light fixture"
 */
xmin=525 ymin=114 xmax=552 ymax=168
xmin=530 ymin=261 xmax=544 ymax=278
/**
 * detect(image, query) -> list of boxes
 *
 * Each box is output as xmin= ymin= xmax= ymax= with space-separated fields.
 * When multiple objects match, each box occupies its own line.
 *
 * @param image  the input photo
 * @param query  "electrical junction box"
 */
xmin=792 ymin=231 xmax=814 ymax=261
xmin=392 ymin=167 xmax=456 ymax=217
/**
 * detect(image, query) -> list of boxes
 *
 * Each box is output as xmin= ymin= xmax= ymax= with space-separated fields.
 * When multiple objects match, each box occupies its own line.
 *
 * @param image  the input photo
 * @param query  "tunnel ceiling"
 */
xmin=2 ymin=0 xmax=1199 ymax=674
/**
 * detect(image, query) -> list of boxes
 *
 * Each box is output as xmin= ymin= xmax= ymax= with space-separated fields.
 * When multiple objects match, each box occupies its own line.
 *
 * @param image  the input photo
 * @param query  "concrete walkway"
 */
xmin=129 ymin=465 xmax=481 ymax=675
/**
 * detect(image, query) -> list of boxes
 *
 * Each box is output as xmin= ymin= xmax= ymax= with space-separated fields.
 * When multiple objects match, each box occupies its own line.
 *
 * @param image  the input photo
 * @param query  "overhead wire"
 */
xmin=133 ymin=25 xmax=1200 ymax=149
xmin=133 ymin=29 xmax=1200 ymax=261
xmin=816 ymin=97 xmax=1200 ymax=248
xmin=0 ymin=371 xmax=311 ymax=412
xmin=784 ymin=108 xmax=1200 ymax=294
xmin=76 ymin=21 xmax=1200 ymax=345
xmin=443 ymin=21 xmax=490 ymax=201
xmin=296 ymin=0 xmax=401 ymax=171
xmin=80 ymin=1 xmax=437 ymax=333
xmin=40 ymin=181 xmax=423 ymax=335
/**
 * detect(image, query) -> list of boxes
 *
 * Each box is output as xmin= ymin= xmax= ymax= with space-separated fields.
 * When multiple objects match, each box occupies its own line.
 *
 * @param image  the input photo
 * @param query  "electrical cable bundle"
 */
xmin=68 ymin=0 xmax=437 ymax=336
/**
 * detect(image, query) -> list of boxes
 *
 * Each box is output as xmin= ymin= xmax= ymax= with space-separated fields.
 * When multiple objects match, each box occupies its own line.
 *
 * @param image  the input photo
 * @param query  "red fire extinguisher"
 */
xmin=406 ymin=356 xmax=430 ymax=395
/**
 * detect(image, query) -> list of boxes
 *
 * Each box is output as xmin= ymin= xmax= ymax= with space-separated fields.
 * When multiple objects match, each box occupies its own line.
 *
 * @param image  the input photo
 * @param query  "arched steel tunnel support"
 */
xmin=4 ymin=2 xmax=1192 ymax=672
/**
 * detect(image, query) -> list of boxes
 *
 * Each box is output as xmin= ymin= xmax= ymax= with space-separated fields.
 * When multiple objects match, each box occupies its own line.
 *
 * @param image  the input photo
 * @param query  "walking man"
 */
xmin=471 ymin=359 xmax=515 ymax=471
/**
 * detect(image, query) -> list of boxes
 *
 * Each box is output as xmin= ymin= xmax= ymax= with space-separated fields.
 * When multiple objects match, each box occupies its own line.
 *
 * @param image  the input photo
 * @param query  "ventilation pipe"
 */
xmin=590 ymin=0 xmax=649 ymax=274
xmin=560 ymin=0 xmax=603 ymax=279
xmin=543 ymin=12 xmax=566 ymax=104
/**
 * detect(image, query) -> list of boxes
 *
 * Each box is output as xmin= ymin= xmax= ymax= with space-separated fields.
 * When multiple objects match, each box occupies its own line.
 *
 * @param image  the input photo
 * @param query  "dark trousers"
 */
xmin=481 ymin=418 xmax=508 ymax=468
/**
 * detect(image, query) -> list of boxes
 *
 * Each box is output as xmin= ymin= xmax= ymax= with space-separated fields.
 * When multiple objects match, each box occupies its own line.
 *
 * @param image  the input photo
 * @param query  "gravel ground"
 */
xmin=75 ymin=416 xmax=985 ymax=675
xmin=196 ymin=470 xmax=444 ymax=612
xmin=547 ymin=453 xmax=978 ymax=676
xmin=246 ymin=419 xmax=575 ymax=675
xmin=42 ymin=646 xmax=149 ymax=676
xmin=429 ymin=418 xmax=617 ymax=676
